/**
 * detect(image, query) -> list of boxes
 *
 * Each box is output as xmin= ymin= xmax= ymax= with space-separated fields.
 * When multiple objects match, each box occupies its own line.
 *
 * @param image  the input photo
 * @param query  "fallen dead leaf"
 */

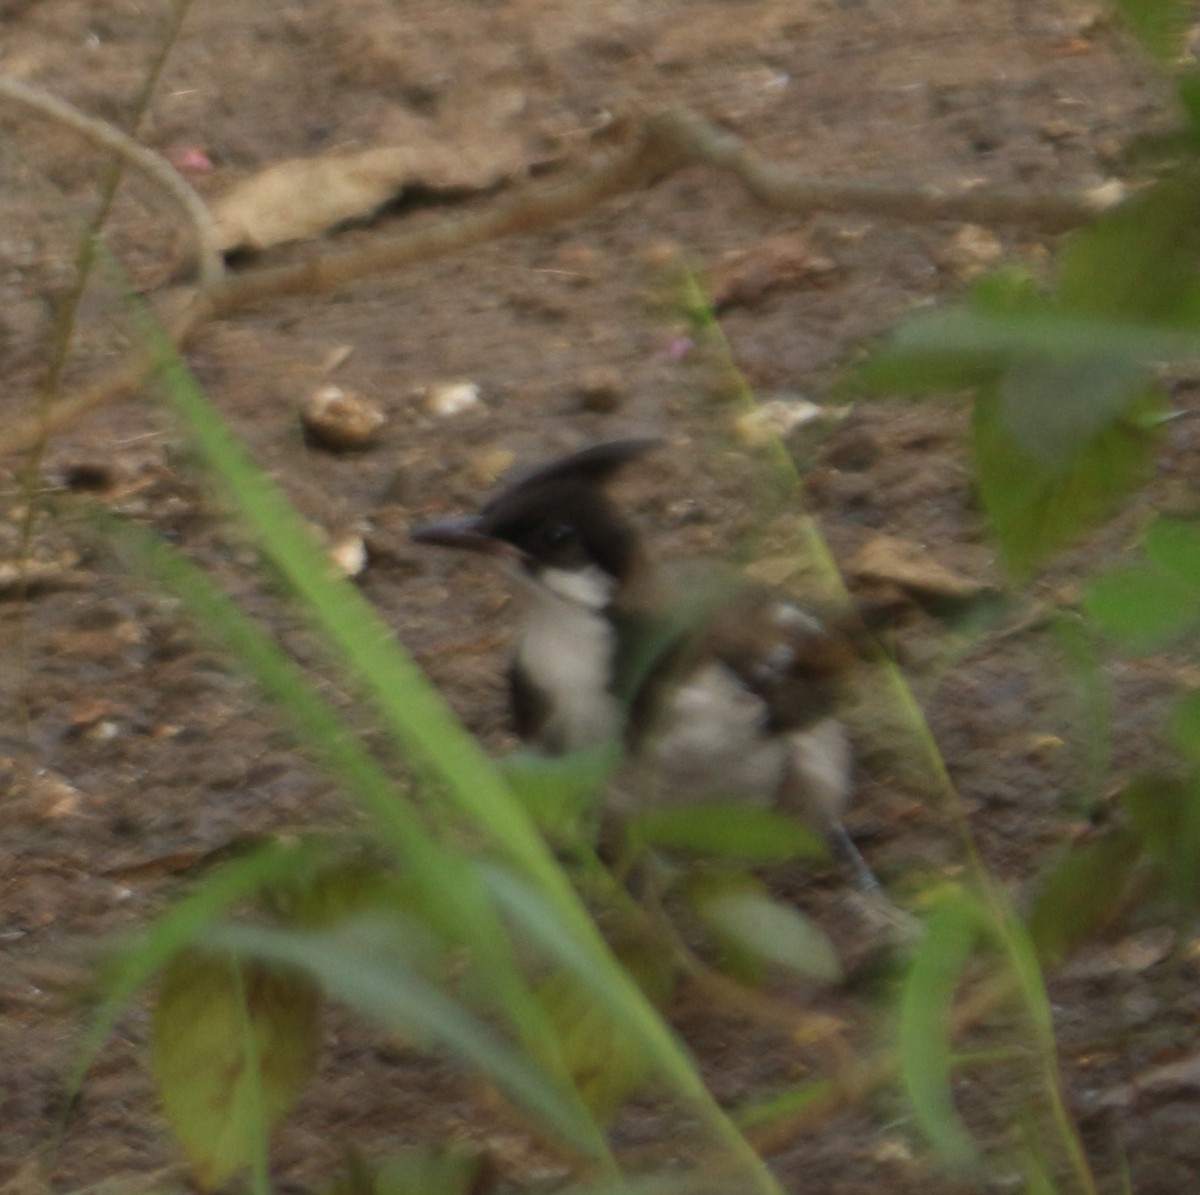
xmin=849 ymin=535 xmax=990 ymax=601
xmin=707 ymin=232 xmax=838 ymax=310
xmin=1063 ymin=927 xmax=1175 ymax=982
xmin=211 ymin=140 xmax=523 ymax=254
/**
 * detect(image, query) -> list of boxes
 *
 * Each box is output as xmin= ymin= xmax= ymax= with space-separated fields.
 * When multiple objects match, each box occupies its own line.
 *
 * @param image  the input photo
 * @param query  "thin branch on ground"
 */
xmin=0 ymin=74 xmax=222 ymax=294
xmin=0 ymin=93 xmax=1124 ymax=456
xmin=650 ymin=106 xmax=1122 ymax=233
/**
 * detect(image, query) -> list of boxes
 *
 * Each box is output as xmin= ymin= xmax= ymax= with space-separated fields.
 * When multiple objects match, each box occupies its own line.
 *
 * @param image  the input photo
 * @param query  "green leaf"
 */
xmin=855 ymin=337 xmax=1006 ymax=396
xmin=1058 ymin=172 xmax=1200 ymax=323
xmin=974 ymin=384 xmax=1160 ymax=577
xmin=997 ymin=354 xmax=1148 ymax=469
xmin=76 ymin=837 xmax=322 ymax=1110
xmin=204 ymin=920 xmax=605 ymax=1156
xmin=1027 ymin=830 xmax=1143 ymax=967
xmin=855 ymin=269 xmax=1044 ymax=397
xmin=628 ymin=804 xmax=826 ymax=862
xmin=1020 ymin=1113 xmax=1064 ymax=1195
xmin=1178 ymin=74 xmax=1200 ymax=133
xmin=732 ymin=1079 xmax=834 ymax=1130
xmin=499 ymin=747 xmax=614 ymax=836
xmin=1171 ymin=691 xmax=1200 ymax=762
xmin=1144 ymin=516 xmax=1200 ymax=589
xmin=1085 ymin=565 xmax=1200 ymax=650
xmin=694 ymin=885 xmax=843 ymax=984
xmin=859 ymin=307 xmax=1200 ymax=395
xmin=1122 ymin=775 xmax=1200 ymax=907
xmin=970 ymin=265 xmax=1046 ymax=314
xmin=899 ymin=894 xmax=982 ymax=1168
xmin=264 ymin=858 xmax=401 ymax=929
xmin=328 ymin=1145 xmax=484 ymax=1195
xmin=537 ymin=970 xmax=658 ymax=1122
xmin=152 ymin=951 xmax=320 ymax=1189
xmin=1113 ymin=0 xmax=1191 ymax=61
xmin=109 ymin=520 xmax=588 ymax=1084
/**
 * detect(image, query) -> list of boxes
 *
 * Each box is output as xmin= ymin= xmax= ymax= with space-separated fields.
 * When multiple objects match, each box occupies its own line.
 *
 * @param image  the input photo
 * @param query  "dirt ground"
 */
xmin=3 ymin=1 xmax=1199 ymax=1192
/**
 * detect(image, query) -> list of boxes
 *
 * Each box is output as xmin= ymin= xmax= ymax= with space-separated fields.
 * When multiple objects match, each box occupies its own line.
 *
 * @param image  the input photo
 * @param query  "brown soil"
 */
xmin=2 ymin=2 xmax=1199 ymax=1193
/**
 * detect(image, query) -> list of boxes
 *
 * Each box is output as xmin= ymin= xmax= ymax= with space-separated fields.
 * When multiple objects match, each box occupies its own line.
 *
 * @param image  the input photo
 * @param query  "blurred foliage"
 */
xmin=324 ymin=1144 xmax=485 ymax=1195
xmin=152 ymin=951 xmax=321 ymax=1190
xmin=858 ymin=2 xmax=1200 ymax=1181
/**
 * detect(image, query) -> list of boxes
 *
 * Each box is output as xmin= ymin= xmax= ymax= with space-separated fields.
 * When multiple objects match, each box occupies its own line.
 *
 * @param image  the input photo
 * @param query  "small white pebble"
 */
xmin=425 ymin=380 xmax=481 ymax=417
xmin=330 ymin=535 xmax=368 ymax=578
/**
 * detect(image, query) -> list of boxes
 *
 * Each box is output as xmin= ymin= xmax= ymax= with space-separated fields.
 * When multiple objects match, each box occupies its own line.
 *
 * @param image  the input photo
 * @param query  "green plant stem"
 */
xmin=675 ymin=262 xmax=1100 ymax=1195
xmin=230 ymin=957 xmax=272 ymax=1195
xmin=12 ymin=0 xmax=196 ymax=697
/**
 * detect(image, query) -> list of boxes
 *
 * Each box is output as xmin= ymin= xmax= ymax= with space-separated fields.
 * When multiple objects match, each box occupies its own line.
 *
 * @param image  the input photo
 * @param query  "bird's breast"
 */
xmin=515 ymin=589 xmax=623 ymax=753
xmin=614 ymin=660 xmax=789 ymax=809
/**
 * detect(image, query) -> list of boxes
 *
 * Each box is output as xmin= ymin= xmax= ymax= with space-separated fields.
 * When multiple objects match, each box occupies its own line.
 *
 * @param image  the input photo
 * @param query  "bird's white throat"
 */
xmin=516 ymin=577 xmax=622 ymax=751
xmin=537 ymin=564 xmax=616 ymax=611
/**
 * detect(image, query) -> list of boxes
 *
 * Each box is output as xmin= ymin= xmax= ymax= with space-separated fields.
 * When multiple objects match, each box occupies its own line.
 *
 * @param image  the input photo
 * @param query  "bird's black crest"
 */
xmin=492 ymin=438 xmax=663 ymax=503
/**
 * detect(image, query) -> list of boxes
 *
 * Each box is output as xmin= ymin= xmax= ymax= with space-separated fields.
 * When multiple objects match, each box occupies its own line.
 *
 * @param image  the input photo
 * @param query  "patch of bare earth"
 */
xmin=1 ymin=2 xmax=1196 ymax=1192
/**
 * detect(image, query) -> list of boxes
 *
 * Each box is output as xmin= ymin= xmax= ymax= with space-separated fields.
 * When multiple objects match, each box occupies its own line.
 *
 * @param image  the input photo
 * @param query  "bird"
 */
xmin=410 ymin=438 xmax=889 ymax=890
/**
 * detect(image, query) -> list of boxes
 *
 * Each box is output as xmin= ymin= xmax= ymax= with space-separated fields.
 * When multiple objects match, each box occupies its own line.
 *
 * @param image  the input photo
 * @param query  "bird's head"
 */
xmin=411 ymin=438 xmax=662 ymax=609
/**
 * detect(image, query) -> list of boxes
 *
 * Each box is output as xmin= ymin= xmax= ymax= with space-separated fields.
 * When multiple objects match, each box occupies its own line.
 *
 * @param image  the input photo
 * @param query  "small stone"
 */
xmin=330 ymin=534 xmax=368 ymax=578
xmin=938 ymin=224 xmax=1002 ymax=280
xmin=68 ymin=697 xmax=119 ymax=736
xmin=574 ymin=366 xmax=626 ymax=413
xmin=1040 ymin=118 xmax=1083 ymax=143
xmin=301 ymin=385 xmax=386 ymax=452
xmin=425 ymin=381 xmax=482 ymax=417
xmin=467 ymin=447 xmax=516 ymax=487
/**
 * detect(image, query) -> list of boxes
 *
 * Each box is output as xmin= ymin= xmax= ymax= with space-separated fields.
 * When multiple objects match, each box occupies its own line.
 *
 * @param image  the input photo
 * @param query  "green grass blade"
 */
xmin=477 ymin=861 xmax=783 ymax=1190
xmin=205 ymin=921 xmax=606 ymax=1156
xmin=108 ymin=516 xmax=608 ymax=1148
xmin=899 ymin=893 xmax=982 ymax=1168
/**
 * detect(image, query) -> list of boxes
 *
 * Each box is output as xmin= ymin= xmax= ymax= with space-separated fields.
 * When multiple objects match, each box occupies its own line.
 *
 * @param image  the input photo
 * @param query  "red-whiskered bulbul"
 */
xmin=411 ymin=439 xmax=887 ymax=889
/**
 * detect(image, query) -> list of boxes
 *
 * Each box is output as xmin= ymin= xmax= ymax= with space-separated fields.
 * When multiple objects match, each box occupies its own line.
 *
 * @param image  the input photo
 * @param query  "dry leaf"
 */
xmin=211 ymin=141 xmax=523 ymax=254
xmin=707 ymin=232 xmax=838 ymax=310
xmin=849 ymin=535 xmax=989 ymax=600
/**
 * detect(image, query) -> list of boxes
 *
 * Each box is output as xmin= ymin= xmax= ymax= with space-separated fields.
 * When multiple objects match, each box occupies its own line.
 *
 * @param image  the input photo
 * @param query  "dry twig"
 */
xmin=0 ymin=95 xmax=1123 ymax=456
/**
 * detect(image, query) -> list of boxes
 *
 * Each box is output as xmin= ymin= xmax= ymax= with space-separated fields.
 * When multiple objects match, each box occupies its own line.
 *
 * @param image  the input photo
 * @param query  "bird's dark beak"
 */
xmin=410 ymin=515 xmax=519 ymax=560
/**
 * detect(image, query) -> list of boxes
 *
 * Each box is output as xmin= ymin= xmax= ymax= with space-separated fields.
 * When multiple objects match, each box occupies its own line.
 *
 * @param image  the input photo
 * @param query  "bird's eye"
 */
xmin=536 ymin=520 xmax=577 ymax=551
